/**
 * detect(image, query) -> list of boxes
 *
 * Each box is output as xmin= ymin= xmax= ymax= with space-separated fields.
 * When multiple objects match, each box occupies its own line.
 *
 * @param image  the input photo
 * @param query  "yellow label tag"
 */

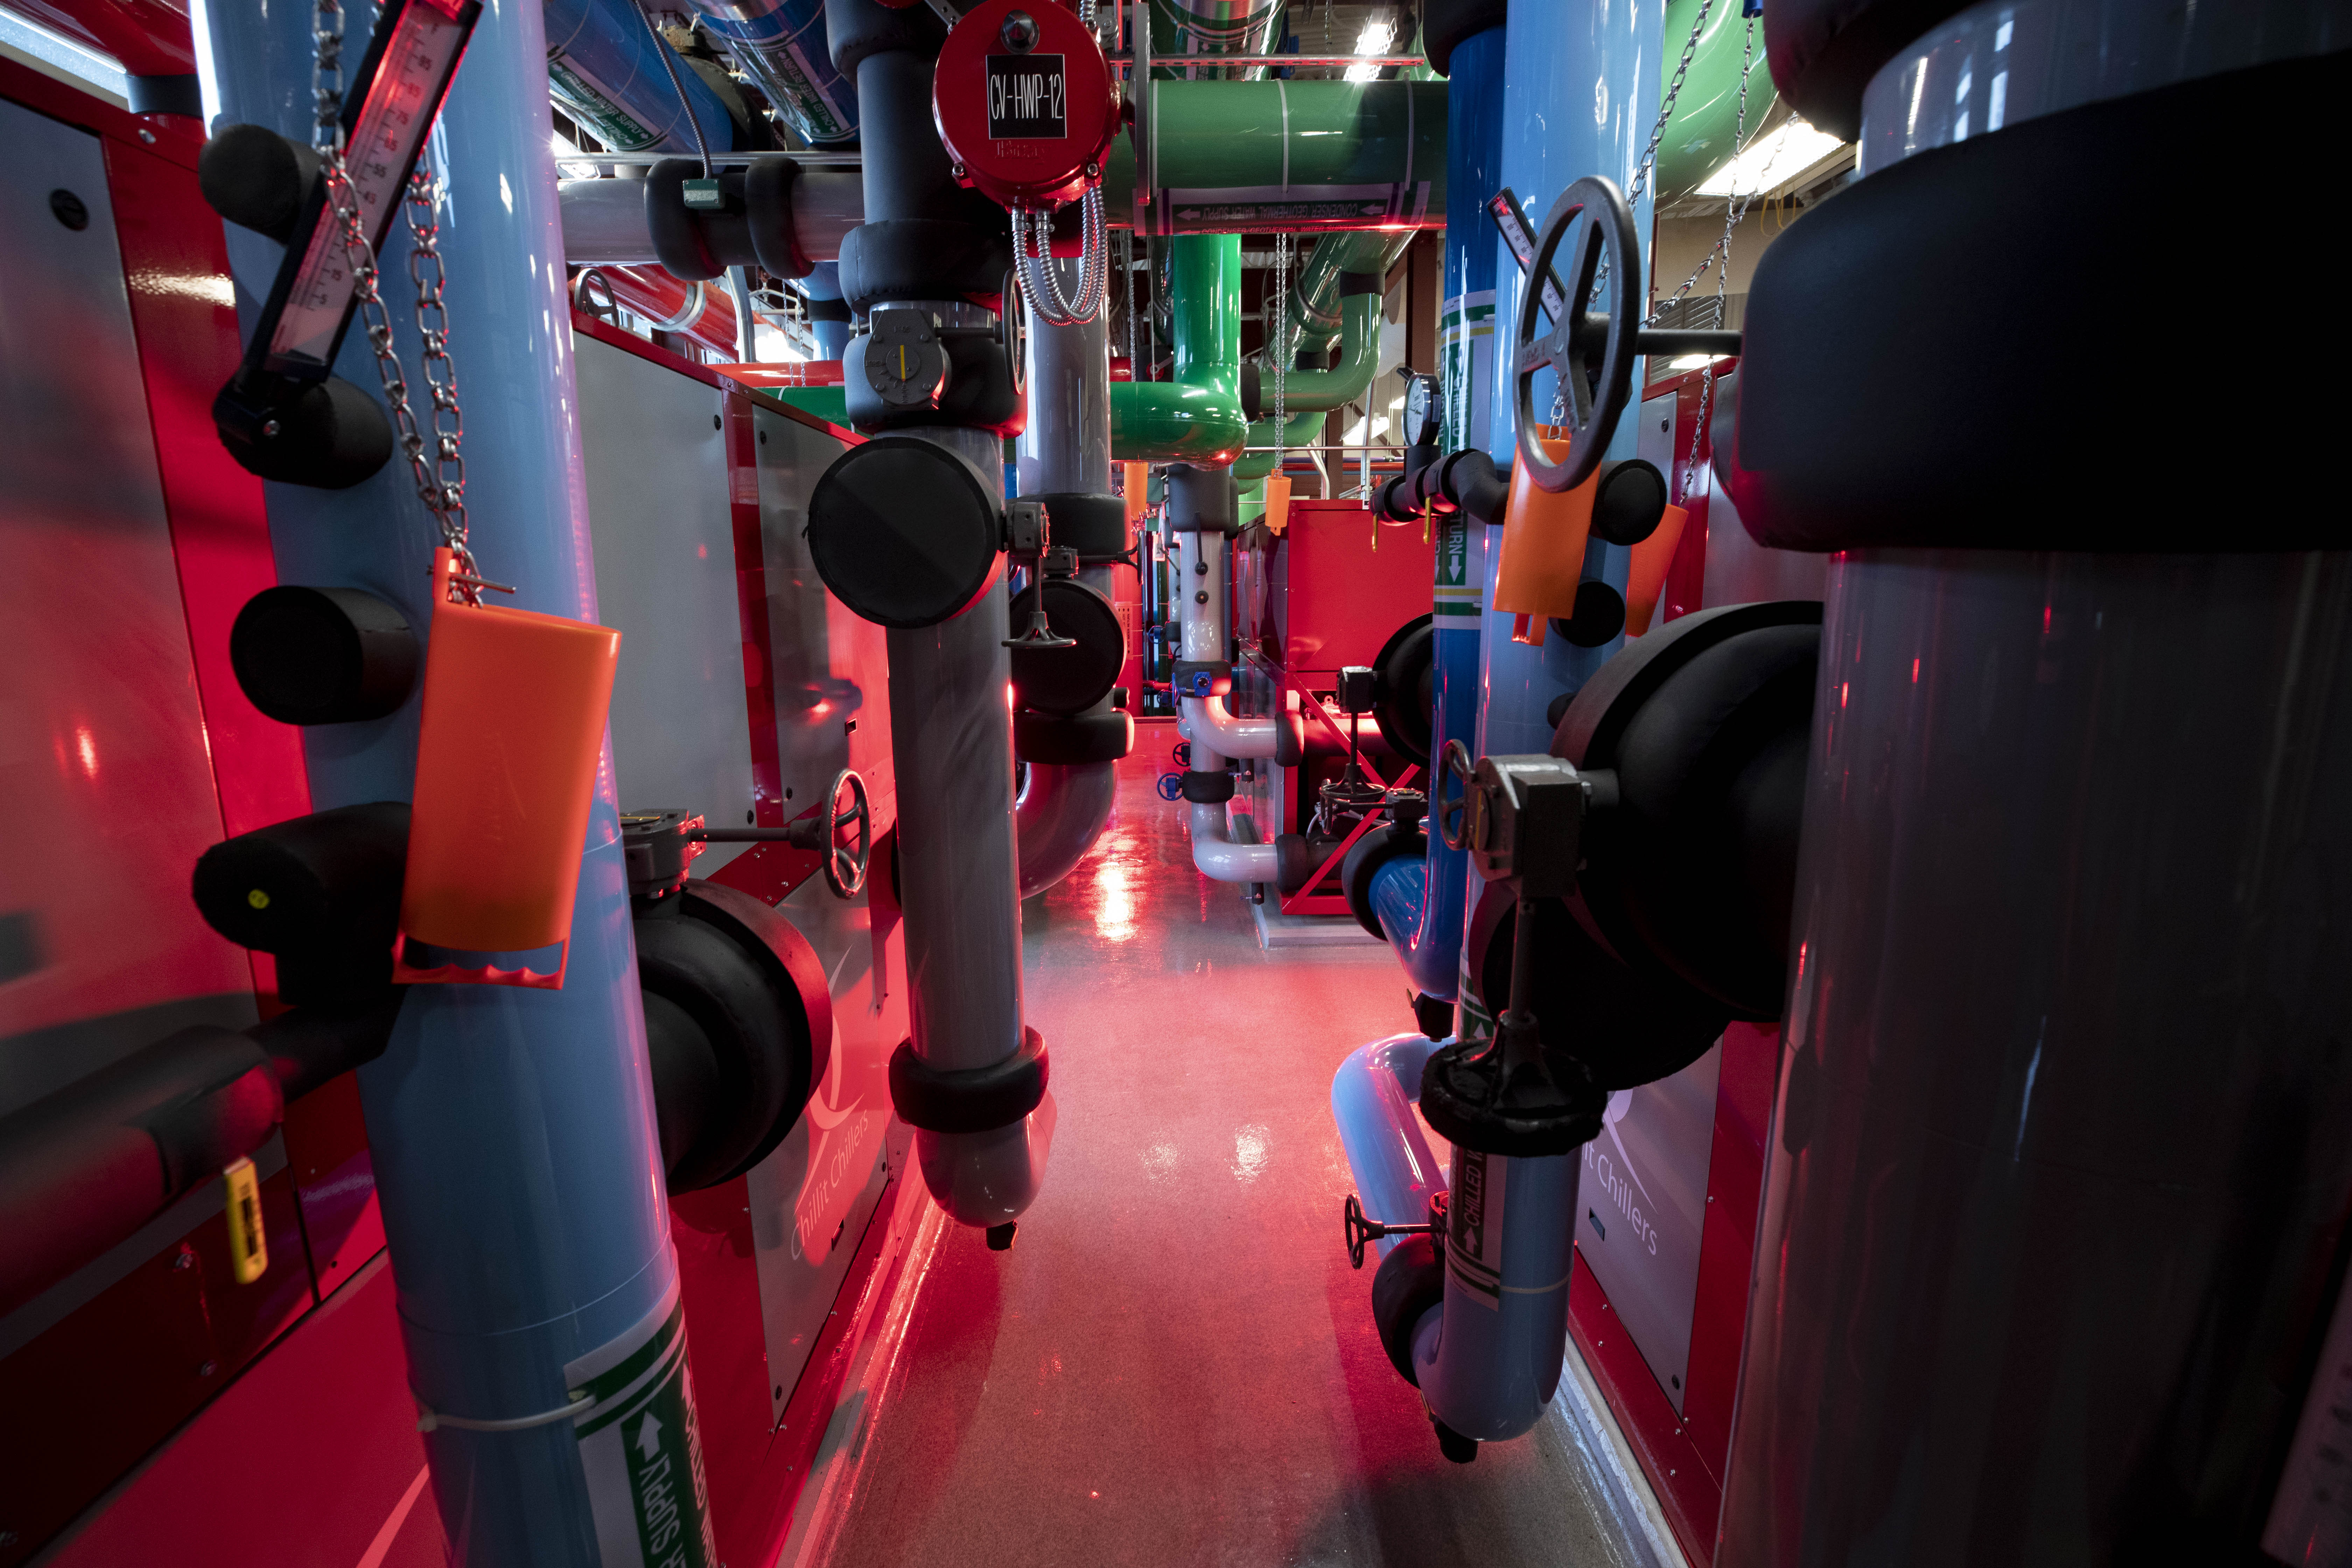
xmin=223 ymin=1156 xmax=267 ymax=1284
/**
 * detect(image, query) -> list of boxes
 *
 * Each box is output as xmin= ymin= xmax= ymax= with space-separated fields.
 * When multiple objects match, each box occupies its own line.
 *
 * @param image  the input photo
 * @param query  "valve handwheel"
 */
xmin=1514 ymin=177 xmax=1643 ymax=495
xmin=1513 ymin=176 xmax=1745 ymax=495
xmin=818 ymin=768 xmax=870 ymax=898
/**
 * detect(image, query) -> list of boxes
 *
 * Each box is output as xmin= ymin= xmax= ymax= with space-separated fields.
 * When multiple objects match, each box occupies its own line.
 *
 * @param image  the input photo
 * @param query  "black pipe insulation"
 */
xmin=1373 ymin=447 xmax=1511 ymax=528
xmin=0 ymin=995 xmax=405 ymax=1317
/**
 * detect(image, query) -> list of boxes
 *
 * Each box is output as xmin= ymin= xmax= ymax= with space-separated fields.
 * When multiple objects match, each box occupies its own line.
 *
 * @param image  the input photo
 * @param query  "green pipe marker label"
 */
xmin=547 ymin=60 xmax=663 ymax=153
xmin=1448 ymin=1149 xmax=1507 ymax=1311
xmin=1434 ymin=514 xmax=1477 ymax=620
xmin=569 ymin=1280 xmax=717 ymax=1568
xmin=1438 ymin=289 xmax=1494 ymax=456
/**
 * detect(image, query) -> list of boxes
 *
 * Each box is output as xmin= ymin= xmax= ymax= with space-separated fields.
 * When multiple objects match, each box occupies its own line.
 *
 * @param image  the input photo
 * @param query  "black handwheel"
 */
xmin=820 ymin=768 xmax=870 ymax=898
xmin=1514 ymin=176 xmax=1643 ymax=495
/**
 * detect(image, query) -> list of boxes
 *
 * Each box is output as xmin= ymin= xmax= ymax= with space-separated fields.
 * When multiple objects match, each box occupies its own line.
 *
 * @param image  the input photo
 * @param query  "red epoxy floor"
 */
xmin=822 ymin=744 xmax=1640 ymax=1568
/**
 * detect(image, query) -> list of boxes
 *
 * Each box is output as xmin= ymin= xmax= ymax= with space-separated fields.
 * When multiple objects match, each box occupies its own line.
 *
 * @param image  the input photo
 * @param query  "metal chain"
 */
xmin=1654 ymin=17 xmax=1775 ymax=328
xmin=1270 ymin=232 xmax=1287 ymax=454
xmin=314 ymin=0 xmax=483 ymax=602
xmin=1679 ymin=18 xmax=1754 ymax=507
xmin=1590 ymin=0 xmax=1715 ymax=304
xmin=312 ymin=0 xmax=343 ymax=152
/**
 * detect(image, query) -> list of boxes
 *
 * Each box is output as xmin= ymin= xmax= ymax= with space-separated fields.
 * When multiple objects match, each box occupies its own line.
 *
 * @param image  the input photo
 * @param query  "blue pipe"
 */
xmin=803 ymin=260 xmax=851 ymax=358
xmin=1331 ymin=1034 xmax=1446 ymax=1256
xmin=1414 ymin=0 xmax=1663 ymax=1448
xmin=197 ymin=3 xmax=690 ymax=1558
xmin=1372 ymin=18 xmax=1507 ymax=1005
xmin=544 ymin=0 xmax=739 ymax=155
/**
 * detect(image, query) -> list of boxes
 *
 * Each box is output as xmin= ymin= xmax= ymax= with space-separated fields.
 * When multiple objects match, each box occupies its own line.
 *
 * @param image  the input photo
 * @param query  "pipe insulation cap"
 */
xmin=230 ymin=586 xmax=420 ymax=726
xmin=807 ymin=437 xmax=1003 ymax=628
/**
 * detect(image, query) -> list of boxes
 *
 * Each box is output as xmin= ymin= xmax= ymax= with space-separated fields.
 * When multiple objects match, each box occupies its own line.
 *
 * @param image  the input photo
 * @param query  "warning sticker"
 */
xmin=568 ymin=1281 xmax=718 ymax=1568
xmin=1448 ymin=1148 xmax=1507 ymax=1311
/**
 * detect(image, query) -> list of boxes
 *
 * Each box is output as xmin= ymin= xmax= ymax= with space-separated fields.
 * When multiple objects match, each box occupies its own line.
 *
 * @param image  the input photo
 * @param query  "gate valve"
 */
xmin=933 ymin=0 xmax=1119 ymax=326
xmin=624 ymin=769 xmax=873 ymax=902
xmin=1344 ymin=1191 xmax=1449 ymax=1270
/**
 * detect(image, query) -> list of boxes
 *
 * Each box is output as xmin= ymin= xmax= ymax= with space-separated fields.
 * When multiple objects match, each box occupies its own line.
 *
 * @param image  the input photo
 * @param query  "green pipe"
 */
xmin=1146 ymin=0 xmax=1283 ymax=80
xmin=1233 ymin=410 xmax=1320 ymax=483
xmin=1653 ymin=0 xmax=1783 ymax=204
xmin=1103 ymin=79 xmax=1445 ymax=234
xmin=1261 ymin=292 xmax=1377 ymax=418
xmin=1274 ymin=231 xmax=1407 ymax=362
xmin=1111 ymin=233 xmax=1247 ymax=465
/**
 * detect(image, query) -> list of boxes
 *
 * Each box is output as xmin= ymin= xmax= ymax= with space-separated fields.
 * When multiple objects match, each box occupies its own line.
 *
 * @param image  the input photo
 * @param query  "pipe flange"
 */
xmin=1418 ymin=1038 xmax=1605 ymax=1158
xmin=888 ymin=1027 xmax=1049 ymax=1134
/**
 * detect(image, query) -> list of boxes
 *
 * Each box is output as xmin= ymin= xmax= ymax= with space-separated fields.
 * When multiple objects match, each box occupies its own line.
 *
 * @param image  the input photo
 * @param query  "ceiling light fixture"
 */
xmin=1694 ymin=116 xmax=1847 ymax=198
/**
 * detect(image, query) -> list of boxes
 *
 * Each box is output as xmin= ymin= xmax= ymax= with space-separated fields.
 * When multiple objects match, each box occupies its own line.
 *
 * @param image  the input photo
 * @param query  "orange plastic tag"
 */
xmin=1263 ymin=474 xmax=1293 ymax=535
xmin=1123 ymin=461 xmax=1150 ymax=524
xmin=395 ymin=549 xmax=620 ymax=987
xmin=1492 ymin=429 xmax=1597 ymax=621
xmin=1624 ymin=502 xmax=1690 ymax=637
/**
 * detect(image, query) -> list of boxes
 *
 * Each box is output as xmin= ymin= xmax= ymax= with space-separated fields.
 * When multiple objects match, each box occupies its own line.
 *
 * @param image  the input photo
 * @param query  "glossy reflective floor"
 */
xmin=821 ymin=740 xmax=1647 ymax=1568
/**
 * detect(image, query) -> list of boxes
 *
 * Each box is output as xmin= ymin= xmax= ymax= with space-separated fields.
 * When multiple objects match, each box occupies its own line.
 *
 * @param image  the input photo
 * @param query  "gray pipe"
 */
xmin=558 ymin=168 xmax=864 ymax=266
xmin=1012 ymin=258 xmax=1122 ymax=899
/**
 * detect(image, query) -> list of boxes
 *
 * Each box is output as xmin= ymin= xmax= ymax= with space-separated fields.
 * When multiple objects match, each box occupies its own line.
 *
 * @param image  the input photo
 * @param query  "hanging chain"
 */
xmin=1587 ymin=0 xmax=1715 ymax=307
xmin=313 ymin=0 xmax=484 ymax=602
xmin=1270 ymin=232 xmax=1288 ymax=456
xmin=1679 ymin=18 xmax=1755 ymax=507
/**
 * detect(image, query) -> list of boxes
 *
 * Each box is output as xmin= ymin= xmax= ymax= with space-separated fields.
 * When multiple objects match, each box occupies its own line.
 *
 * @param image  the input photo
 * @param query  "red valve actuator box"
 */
xmin=932 ymin=0 xmax=1119 ymax=209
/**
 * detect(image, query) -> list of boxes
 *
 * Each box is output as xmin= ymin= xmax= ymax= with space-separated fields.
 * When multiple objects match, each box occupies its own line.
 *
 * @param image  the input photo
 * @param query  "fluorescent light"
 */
xmin=1666 ymin=353 xmax=1714 ymax=369
xmin=1694 ymin=116 xmax=1846 ymax=198
xmin=1345 ymin=14 xmax=1394 ymax=81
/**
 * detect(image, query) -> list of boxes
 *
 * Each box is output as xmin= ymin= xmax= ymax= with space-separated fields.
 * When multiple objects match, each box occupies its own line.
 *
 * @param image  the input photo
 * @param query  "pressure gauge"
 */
xmin=1402 ymin=372 xmax=1442 ymax=448
xmin=248 ymin=0 xmax=482 ymax=384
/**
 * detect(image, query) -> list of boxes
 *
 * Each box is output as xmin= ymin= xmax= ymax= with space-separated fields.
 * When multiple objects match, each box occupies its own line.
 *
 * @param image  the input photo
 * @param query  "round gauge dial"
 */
xmin=1402 ymin=372 xmax=1442 ymax=447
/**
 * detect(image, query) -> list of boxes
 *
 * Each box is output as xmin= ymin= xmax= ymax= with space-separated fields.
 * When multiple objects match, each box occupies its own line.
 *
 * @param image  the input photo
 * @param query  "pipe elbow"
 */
xmin=1189 ymin=801 xmax=1277 ymax=883
xmin=1015 ymin=761 xmax=1118 ymax=898
xmin=1179 ymin=694 xmax=1279 ymax=758
xmin=1111 ymin=378 xmax=1248 ymax=465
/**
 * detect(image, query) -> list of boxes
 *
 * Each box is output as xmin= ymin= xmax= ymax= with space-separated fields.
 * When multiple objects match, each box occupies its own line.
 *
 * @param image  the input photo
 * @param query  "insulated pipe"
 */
xmin=1269 ymin=232 xmax=1408 ymax=366
xmin=1013 ymin=257 xmax=1121 ymax=898
xmin=579 ymin=264 xmax=739 ymax=356
xmin=682 ymin=0 xmax=858 ymax=144
xmin=838 ymin=0 xmax=1050 ymax=1226
xmin=1170 ymin=522 xmax=1281 ymax=759
xmin=1110 ymin=233 xmax=1246 ymax=463
xmin=543 ymin=0 xmax=740 ymax=154
xmin=197 ymin=0 xmax=687 ymax=1554
xmin=1111 ymin=79 xmax=1448 ymax=233
xmin=1233 ymin=410 xmax=1318 ymax=483
xmin=1262 ymin=289 xmax=1382 ymax=411
xmin=1651 ymin=0 xmax=1781 ymax=204
xmin=558 ymin=169 xmax=866 ymax=266
xmin=802 ymin=261 xmax=852 ymax=358
xmin=1147 ymin=0 xmax=1283 ymax=79
xmin=1189 ymin=800 xmax=1277 ymax=883
xmin=1331 ymin=1032 xmax=1446 ymax=1259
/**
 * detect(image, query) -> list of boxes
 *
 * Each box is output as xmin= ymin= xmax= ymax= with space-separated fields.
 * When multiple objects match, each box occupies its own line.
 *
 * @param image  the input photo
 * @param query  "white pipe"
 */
xmin=1190 ymin=801 xmax=1277 ymax=882
xmin=1178 ymin=692 xmax=1282 ymax=757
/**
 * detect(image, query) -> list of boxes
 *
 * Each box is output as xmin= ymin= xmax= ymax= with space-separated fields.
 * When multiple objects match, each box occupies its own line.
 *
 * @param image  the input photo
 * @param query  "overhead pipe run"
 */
xmin=683 ymin=0 xmax=859 ymax=144
xmin=544 ymin=0 xmax=744 ymax=154
xmin=558 ymin=166 xmax=864 ymax=268
xmin=577 ymin=264 xmax=741 ymax=357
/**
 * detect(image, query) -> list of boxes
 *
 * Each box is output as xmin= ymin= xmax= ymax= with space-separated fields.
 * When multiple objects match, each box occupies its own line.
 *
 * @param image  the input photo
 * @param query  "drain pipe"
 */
xmin=828 ymin=0 xmax=1046 ymax=1236
xmin=1013 ymin=255 xmax=1126 ymax=898
xmin=197 ymin=0 xmax=693 ymax=1553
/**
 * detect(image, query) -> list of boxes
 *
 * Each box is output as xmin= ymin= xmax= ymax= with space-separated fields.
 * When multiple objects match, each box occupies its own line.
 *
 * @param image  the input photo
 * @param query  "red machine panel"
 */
xmin=1261 ymin=498 xmax=1435 ymax=674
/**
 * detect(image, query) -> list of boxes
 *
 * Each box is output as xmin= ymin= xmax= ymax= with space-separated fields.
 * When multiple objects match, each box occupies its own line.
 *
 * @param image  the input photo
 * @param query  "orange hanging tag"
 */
xmin=1493 ymin=429 xmax=1598 ymax=625
xmin=1123 ymin=460 xmax=1150 ymax=525
xmin=393 ymin=548 xmax=621 ymax=989
xmin=1264 ymin=474 xmax=1293 ymax=535
xmin=1511 ymin=611 xmax=1547 ymax=647
xmin=1623 ymin=502 xmax=1690 ymax=637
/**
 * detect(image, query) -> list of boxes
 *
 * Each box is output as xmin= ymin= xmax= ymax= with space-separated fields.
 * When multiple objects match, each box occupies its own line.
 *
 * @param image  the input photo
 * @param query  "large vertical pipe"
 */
xmin=835 ymin=0 xmax=1048 ymax=1226
xmin=1013 ymin=258 xmax=1119 ymax=898
xmin=193 ymin=0 xmax=684 ymax=1559
xmin=1412 ymin=0 xmax=1662 ymax=1454
xmin=1721 ymin=551 xmax=2352 ymax=1562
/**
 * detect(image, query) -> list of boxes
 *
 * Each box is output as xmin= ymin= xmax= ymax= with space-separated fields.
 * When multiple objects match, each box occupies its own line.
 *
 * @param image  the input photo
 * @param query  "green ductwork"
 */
xmin=1652 ymin=0 xmax=1783 ymax=204
xmin=1105 ymin=78 xmax=1445 ymax=234
xmin=1112 ymin=233 xmax=1247 ymax=466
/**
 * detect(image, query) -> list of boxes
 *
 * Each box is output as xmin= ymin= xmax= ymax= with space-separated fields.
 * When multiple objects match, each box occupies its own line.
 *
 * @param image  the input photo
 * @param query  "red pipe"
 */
xmin=578 ymin=265 xmax=739 ymax=358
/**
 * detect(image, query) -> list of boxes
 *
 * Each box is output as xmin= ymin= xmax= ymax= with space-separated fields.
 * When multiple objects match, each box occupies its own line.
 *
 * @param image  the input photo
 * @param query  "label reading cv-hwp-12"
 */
xmin=987 ymin=54 xmax=1066 ymax=140
xmin=569 ymin=1283 xmax=718 ymax=1568
xmin=1448 ymin=1148 xmax=1508 ymax=1311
